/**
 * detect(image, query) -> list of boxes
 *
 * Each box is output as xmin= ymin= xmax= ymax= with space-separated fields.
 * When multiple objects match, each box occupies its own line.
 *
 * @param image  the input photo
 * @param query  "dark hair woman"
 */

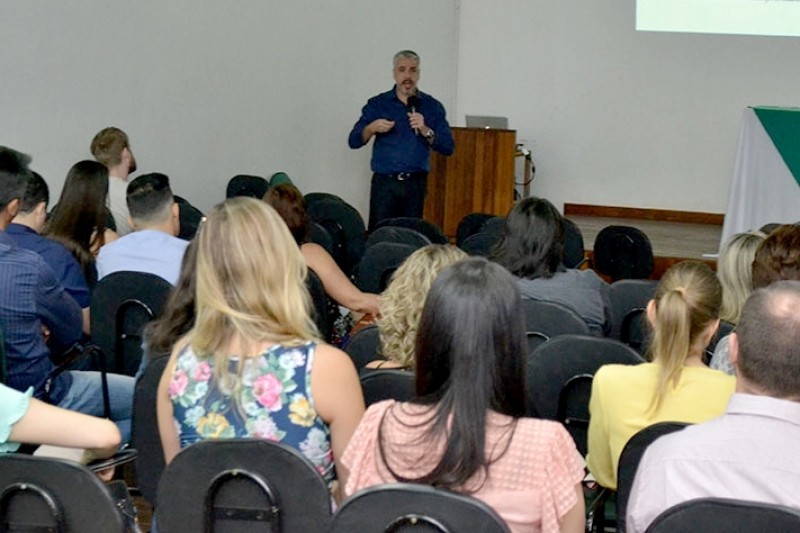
xmin=342 ymin=257 xmax=585 ymax=533
xmin=491 ymin=197 xmax=610 ymax=335
xmin=46 ymin=160 xmax=118 ymax=285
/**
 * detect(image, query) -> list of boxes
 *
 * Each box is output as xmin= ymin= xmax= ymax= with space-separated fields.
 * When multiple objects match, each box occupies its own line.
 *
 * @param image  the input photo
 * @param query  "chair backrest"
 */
xmin=132 ymin=355 xmax=169 ymax=506
xmin=706 ymin=320 xmax=735 ymax=359
xmin=374 ymin=217 xmax=448 ymax=245
xmin=644 ymin=497 xmax=800 ymax=533
xmin=306 ymin=197 xmax=366 ymax=275
xmin=156 ymin=439 xmax=332 ymax=533
xmin=225 ymin=174 xmax=268 ymax=199
xmin=174 ymin=195 xmax=205 ymax=241
xmin=593 ymin=225 xmax=654 ymax=281
xmin=0 ymin=454 xmax=125 ymax=532
xmin=91 ymin=271 xmax=174 ymax=375
xmin=366 ymin=226 xmax=431 ymax=250
xmin=360 ymin=369 xmax=415 ymax=407
xmin=455 ymin=212 xmax=494 ymax=246
xmin=344 ymin=324 xmax=382 ymax=372
xmin=329 ymin=483 xmax=511 ymax=533
xmin=526 ymin=334 xmax=644 ymax=454
xmin=304 ymin=191 xmax=344 ymax=207
xmin=308 ymin=220 xmax=335 ymax=256
xmin=609 ymin=279 xmax=658 ymax=339
xmin=616 ymin=422 xmax=690 ymax=532
xmin=355 ymin=242 xmax=418 ymax=294
xmin=620 ymin=307 xmax=649 ymax=355
xmin=520 ymin=299 xmax=591 ymax=353
xmin=563 ymin=218 xmax=586 ymax=269
xmin=480 ymin=216 xmax=506 ymax=239
xmin=459 ymin=231 xmax=500 ymax=257
xmin=306 ymin=269 xmax=332 ymax=342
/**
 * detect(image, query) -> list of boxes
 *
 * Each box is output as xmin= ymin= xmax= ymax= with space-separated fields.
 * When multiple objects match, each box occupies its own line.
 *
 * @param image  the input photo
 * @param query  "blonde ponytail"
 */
xmin=647 ymin=261 xmax=721 ymax=411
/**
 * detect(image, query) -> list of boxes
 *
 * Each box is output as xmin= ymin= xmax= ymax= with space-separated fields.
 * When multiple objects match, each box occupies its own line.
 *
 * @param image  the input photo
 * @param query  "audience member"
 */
xmin=90 ymin=126 xmax=137 ymax=235
xmin=157 ymin=198 xmax=364 ymax=501
xmin=717 ymin=231 xmax=765 ymax=324
xmin=7 ymin=171 xmax=91 ymax=334
xmin=342 ymin=258 xmax=585 ymax=533
xmin=97 ymin=173 xmax=188 ymax=285
xmin=627 ymin=281 xmax=800 ymax=532
xmin=0 ymin=382 xmax=120 ymax=457
xmin=0 ymin=147 xmax=134 ymax=443
xmin=46 ymin=160 xmax=118 ymax=287
xmin=372 ymin=244 xmax=466 ymax=369
xmin=711 ymin=224 xmax=800 ymax=374
xmin=491 ymin=197 xmax=611 ymax=336
xmin=264 ymin=184 xmax=381 ymax=316
xmin=586 ymin=261 xmax=735 ymax=489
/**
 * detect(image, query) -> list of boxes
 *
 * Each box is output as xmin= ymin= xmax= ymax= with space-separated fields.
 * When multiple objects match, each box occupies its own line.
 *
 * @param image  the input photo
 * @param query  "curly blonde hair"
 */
xmin=378 ymin=244 xmax=467 ymax=367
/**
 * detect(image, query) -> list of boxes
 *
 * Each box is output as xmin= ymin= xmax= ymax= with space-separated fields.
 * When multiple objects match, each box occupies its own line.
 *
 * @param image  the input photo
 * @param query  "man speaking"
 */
xmin=349 ymin=50 xmax=454 ymax=230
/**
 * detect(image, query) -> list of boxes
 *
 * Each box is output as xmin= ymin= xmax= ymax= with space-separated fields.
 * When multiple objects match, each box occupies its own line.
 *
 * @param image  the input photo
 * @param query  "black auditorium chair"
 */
xmin=0 ymin=454 xmax=125 ymax=532
xmin=91 ymin=271 xmax=173 ymax=376
xmin=374 ymin=216 xmax=449 ymax=244
xmin=344 ymin=324 xmax=382 ymax=372
xmin=156 ymin=439 xmax=332 ymax=532
xmin=304 ymin=191 xmax=344 ymax=208
xmin=174 ymin=195 xmax=204 ymax=241
xmin=525 ymin=334 xmax=643 ymax=454
xmin=456 ymin=212 xmax=495 ymax=247
xmin=563 ymin=217 xmax=587 ymax=269
xmin=481 ymin=216 xmax=506 ymax=239
xmin=306 ymin=197 xmax=366 ymax=275
xmin=645 ymin=498 xmax=800 ymax=533
xmin=132 ymin=356 xmax=169 ymax=507
xmin=620 ymin=307 xmax=650 ymax=355
xmin=366 ymin=225 xmax=431 ymax=250
xmin=615 ymin=422 xmax=690 ymax=533
xmin=306 ymin=269 xmax=333 ymax=342
xmin=593 ymin=225 xmax=654 ymax=281
xmin=225 ymin=174 xmax=269 ymax=199
xmin=608 ymin=279 xmax=658 ymax=339
xmin=459 ymin=231 xmax=501 ymax=257
xmin=329 ymin=484 xmax=511 ymax=533
xmin=308 ymin=220 xmax=335 ymax=256
xmin=520 ymin=299 xmax=590 ymax=353
xmin=359 ymin=369 xmax=415 ymax=407
xmin=355 ymin=242 xmax=417 ymax=294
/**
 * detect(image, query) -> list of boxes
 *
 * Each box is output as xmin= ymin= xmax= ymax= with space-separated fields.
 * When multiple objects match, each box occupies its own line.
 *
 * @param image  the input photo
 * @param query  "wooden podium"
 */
xmin=424 ymin=127 xmax=516 ymax=238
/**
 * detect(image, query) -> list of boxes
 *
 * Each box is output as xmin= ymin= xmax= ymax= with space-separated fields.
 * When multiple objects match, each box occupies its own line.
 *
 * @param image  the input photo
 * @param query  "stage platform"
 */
xmin=564 ymin=204 xmax=724 ymax=280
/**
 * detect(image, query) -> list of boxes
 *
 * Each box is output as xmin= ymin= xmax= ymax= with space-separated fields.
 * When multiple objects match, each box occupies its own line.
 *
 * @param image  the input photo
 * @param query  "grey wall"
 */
xmin=5 ymin=1 xmax=798 ymax=218
xmin=1 ymin=1 xmax=459 ymax=214
xmin=456 ymin=1 xmax=800 ymax=214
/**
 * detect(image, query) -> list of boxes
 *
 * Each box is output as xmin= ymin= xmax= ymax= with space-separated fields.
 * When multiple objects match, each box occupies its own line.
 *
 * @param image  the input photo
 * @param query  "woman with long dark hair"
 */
xmin=46 ymin=160 xmax=117 ymax=285
xmin=343 ymin=258 xmax=585 ymax=532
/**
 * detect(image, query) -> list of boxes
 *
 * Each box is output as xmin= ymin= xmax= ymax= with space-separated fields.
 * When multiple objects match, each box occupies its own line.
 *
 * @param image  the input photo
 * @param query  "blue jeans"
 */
xmin=58 ymin=370 xmax=135 ymax=444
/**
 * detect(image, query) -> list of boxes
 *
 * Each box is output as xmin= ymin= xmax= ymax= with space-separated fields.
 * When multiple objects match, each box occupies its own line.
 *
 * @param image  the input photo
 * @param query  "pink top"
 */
xmin=342 ymin=400 xmax=584 ymax=533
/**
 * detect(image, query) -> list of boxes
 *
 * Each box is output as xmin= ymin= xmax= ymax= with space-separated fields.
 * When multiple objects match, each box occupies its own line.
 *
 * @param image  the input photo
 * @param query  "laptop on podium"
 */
xmin=465 ymin=115 xmax=509 ymax=130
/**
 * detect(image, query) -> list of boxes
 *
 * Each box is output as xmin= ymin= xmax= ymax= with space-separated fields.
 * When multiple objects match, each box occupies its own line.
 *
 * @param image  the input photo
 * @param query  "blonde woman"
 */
xmin=371 ymin=244 xmax=467 ymax=369
xmin=717 ymin=231 xmax=766 ymax=324
xmin=586 ymin=261 xmax=735 ymax=489
xmin=157 ymin=198 xmax=365 ymax=499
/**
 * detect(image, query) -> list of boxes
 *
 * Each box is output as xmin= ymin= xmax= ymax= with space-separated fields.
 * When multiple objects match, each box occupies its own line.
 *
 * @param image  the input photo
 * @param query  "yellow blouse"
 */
xmin=586 ymin=362 xmax=735 ymax=489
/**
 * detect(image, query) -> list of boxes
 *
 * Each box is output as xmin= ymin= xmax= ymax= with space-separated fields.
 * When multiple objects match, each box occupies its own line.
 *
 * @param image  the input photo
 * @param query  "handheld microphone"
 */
xmin=407 ymin=95 xmax=420 ymax=135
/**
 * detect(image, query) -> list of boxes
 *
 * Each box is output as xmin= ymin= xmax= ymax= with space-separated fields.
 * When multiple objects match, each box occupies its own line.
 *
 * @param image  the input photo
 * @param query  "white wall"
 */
xmin=0 ymin=1 xmax=459 ymax=215
xmin=456 ymin=1 xmax=800 ymax=214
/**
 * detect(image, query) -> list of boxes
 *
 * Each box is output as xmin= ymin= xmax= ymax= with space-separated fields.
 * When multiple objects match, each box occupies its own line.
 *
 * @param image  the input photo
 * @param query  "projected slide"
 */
xmin=637 ymin=0 xmax=800 ymax=37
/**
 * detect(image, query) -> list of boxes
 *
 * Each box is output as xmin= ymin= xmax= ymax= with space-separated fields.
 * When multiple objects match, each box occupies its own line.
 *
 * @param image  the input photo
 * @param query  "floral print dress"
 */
xmin=169 ymin=341 xmax=334 ymax=485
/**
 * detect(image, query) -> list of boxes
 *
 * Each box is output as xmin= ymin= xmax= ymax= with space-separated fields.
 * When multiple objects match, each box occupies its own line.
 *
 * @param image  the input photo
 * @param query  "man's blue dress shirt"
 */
xmin=5 ymin=223 xmax=90 ymax=308
xmin=0 ymin=232 xmax=82 ymax=402
xmin=348 ymin=86 xmax=454 ymax=174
